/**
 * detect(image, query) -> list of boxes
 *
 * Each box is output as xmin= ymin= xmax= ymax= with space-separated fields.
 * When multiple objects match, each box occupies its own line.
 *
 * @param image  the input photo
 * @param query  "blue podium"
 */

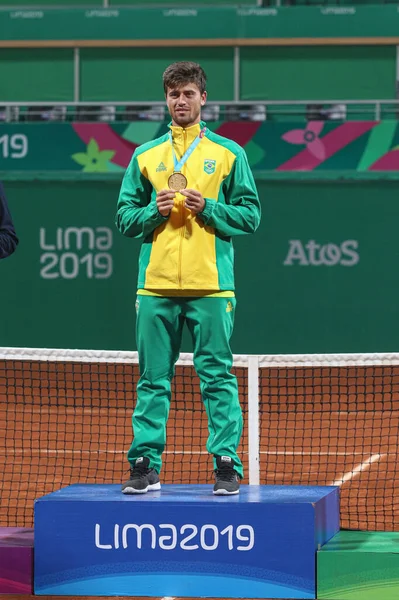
xmin=34 ymin=484 xmax=339 ymax=598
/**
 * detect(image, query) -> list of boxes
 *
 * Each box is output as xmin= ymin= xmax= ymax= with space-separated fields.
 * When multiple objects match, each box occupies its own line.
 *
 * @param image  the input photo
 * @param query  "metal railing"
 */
xmin=0 ymin=100 xmax=397 ymax=122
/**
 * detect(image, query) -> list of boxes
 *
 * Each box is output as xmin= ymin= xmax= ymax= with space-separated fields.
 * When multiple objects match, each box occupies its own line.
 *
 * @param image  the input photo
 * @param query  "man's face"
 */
xmin=166 ymin=83 xmax=207 ymax=127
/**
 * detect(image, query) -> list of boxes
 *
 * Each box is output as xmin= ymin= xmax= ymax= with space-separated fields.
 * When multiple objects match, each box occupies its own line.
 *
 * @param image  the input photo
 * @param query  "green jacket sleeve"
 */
xmin=198 ymin=149 xmax=261 ymax=237
xmin=115 ymin=152 xmax=167 ymax=239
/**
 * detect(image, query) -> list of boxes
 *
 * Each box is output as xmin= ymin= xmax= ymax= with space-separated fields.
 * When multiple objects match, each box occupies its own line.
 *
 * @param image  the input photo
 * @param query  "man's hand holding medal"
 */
xmin=157 ymin=125 xmax=206 ymax=216
xmin=156 ymin=186 xmax=205 ymax=216
xmin=180 ymin=188 xmax=205 ymax=213
xmin=156 ymin=189 xmax=176 ymax=217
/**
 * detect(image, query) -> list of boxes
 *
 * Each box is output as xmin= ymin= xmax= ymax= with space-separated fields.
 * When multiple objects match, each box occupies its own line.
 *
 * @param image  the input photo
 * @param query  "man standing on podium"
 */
xmin=116 ymin=61 xmax=260 ymax=495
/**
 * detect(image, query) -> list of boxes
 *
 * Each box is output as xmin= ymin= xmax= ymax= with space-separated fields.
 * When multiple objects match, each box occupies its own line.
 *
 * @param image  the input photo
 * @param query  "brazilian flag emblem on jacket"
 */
xmin=204 ymin=159 xmax=216 ymax=174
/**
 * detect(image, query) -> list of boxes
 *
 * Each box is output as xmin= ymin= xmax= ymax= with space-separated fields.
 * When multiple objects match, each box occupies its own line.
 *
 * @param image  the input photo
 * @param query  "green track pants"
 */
xmin=127 ymin=295 xmax=244 ymax=478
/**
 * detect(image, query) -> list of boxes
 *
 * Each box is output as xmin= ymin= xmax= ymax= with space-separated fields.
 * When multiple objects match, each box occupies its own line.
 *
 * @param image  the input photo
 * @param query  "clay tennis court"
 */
xmin=1 ymin=354 xmax=398 ymax=533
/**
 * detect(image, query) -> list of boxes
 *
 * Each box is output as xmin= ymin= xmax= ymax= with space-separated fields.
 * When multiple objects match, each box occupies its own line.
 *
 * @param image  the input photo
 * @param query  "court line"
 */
xmin=272 ymin=449 xmax=367 ymax=458
xmin=3 ymin=406 xmax=397 ymax=418
xmin=327 ymin=453 xmax=386 ymax=486
xmin=0 ymin=449 xmax=376 ymax=456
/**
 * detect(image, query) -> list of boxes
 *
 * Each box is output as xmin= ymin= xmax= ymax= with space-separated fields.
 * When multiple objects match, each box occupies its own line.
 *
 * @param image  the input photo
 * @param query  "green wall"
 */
xmin=80 ymin=48 xmax=235 ymax=102
xmin=112 ymin=0 xmax=254 ymax=3
xmin=1 ymin=49 xmax=74 ymax=102
xmin=81 ymin=46 xmax=397 ymax=103
xmin=240 ymin=46 xmax=397 ymax=101
xmin=1 ymin=180 xmax=129 ymax=351
xmin=2 ymin=177 xmax=399 ymax=354
xmin=2 ymin=45 xmax=396 ymax=103
xmin=5 ymin=0 xmax=254 ymax=4
xmin=237 ymin=179 xmax=399 ymax=354
xmin=5 ymin=0 xmax=99 ymax=4
xmin=3 ymin=6 xmax=399 ymax=42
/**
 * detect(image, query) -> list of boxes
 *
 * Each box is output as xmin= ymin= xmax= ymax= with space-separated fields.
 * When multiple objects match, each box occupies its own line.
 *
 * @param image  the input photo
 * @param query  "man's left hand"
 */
xmin=181 ymin=189 xmax=205 ymax=214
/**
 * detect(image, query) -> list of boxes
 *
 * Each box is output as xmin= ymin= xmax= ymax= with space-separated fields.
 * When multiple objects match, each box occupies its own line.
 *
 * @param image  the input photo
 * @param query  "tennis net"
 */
xmin=0 ymin=347 xmax=398 ymax=530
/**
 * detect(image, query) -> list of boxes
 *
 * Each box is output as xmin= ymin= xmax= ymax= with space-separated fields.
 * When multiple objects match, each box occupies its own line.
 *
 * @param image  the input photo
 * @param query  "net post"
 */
xmin=248 ymin=355 xmax=260 ymax=485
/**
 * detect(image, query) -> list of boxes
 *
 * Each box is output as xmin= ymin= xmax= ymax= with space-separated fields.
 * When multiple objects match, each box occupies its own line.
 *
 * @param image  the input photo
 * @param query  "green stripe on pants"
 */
xmin=128 ymin=295 xmax=244 ymax=478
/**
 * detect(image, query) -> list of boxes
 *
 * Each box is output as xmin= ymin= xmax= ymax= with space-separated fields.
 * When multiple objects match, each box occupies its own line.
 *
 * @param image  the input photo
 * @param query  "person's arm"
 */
xmin=115 ymin=152 xmax=168 ymax=239
xmin=0 ymin=183 xmax=18 ymax=259
xmin=198 ymin=149 xmax=261 ymax=237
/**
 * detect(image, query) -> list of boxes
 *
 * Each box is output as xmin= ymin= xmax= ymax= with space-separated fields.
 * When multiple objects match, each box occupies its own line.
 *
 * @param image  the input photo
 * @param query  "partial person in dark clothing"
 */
xmin=0 ymin=183 xmax=18 ymax=259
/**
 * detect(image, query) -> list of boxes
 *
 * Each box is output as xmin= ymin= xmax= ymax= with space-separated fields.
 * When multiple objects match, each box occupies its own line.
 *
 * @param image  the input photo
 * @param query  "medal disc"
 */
xmin=168 ymin=172 xmax=187 ymax=192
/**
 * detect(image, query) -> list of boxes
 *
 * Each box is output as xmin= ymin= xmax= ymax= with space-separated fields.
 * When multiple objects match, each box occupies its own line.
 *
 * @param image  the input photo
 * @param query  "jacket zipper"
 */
xmin=178 ymin=128 xmax=187 ymax=288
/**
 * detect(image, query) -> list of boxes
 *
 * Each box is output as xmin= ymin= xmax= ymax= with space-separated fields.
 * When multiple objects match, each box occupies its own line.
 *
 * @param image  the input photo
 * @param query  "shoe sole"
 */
xmin=122 ymin=482 xmax=161 ymax=495
xmin=213 ymin=489 xmax=240 ymax=495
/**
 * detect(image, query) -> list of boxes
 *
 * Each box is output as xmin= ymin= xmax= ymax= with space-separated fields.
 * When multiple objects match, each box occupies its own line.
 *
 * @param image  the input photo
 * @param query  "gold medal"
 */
xmin=168 ymin=172 xmax=187 ymax=192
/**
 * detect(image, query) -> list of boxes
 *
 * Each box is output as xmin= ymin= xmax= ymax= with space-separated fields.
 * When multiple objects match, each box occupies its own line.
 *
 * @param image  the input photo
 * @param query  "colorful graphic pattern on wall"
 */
xmin=2 ymin=120 xmax=399 ymax=172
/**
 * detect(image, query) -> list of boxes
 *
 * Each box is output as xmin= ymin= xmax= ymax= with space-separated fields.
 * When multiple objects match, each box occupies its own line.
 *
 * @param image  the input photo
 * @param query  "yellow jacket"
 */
xmin=116 ymin=121 xmax=261 ymax=292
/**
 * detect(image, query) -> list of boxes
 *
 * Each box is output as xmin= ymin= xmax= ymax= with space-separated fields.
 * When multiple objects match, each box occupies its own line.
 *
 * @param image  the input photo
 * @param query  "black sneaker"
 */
xmin=121 ymin=457 xmax=161 ymax=494
xmin=213 ymin=456 xmax=240 ymax=495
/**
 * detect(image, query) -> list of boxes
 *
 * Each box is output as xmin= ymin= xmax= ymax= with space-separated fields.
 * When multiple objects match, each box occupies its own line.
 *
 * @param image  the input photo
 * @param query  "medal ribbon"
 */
xmin=169 ymin=127 xmax=206 ymax=172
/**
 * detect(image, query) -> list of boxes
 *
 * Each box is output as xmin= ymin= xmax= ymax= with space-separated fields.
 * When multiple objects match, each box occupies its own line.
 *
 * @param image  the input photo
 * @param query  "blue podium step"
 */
xmin=34 ymin=484 xmax=339 ymax=598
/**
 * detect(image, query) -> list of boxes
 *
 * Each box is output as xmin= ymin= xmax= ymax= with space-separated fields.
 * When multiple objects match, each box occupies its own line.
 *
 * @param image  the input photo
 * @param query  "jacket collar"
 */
xmin=168 ymin=120 xmax=207 ymax=144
